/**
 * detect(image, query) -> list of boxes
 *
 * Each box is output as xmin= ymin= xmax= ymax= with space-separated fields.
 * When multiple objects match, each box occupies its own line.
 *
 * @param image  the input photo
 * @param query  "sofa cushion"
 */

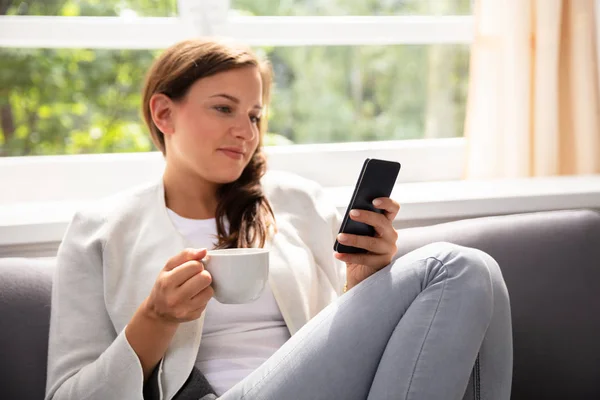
xmin=0 ymin=257 xmax=54 ymax=400
xmin=395 ymin=209 xmax=600 ymax=400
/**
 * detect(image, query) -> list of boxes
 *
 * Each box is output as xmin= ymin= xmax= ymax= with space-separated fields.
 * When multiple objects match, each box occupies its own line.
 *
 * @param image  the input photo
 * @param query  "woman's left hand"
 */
xmin=334 ymin=197 xmax=400 ymax=289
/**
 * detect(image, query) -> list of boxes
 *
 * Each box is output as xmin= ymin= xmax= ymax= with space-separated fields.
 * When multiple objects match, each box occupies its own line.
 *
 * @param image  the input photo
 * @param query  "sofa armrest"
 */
xmin=0 ymin=257 xmax=55 ymax=400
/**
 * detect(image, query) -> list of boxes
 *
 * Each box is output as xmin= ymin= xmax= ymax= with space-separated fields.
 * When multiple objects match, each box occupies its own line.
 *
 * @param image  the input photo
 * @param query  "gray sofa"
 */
xmin=1 ymin=209 xmax=600 ymax=400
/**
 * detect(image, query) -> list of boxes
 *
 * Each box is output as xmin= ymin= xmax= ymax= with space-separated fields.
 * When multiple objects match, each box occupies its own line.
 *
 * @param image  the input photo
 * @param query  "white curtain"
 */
xmin=464 ymin=0 xmax=600 ymax=179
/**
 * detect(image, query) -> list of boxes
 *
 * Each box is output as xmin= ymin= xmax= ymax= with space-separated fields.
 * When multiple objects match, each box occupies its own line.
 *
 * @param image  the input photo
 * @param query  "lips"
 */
xmin=218 ymin=147 xmax=246 ymax=160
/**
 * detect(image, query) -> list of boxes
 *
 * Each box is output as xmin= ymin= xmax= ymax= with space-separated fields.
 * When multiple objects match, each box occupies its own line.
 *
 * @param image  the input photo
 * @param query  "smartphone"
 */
xmin=333 ymin=158 xmax=401 ymax=254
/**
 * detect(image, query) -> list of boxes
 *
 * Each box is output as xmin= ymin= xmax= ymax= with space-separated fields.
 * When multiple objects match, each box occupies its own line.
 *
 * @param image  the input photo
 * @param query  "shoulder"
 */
xmin=262 ymin=170 xmax=328 ymax=214
xmin=261 ymin=170 xmax=323 ymax=206
xmin=64 ymin=181 xmax=161 ymax=244
xmin=261 ymin=170 xmax=339 ymax=225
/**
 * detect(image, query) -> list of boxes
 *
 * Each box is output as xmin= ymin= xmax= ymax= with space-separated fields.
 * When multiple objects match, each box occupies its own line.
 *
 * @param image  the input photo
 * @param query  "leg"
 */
xmin=460 ymin=250 xmax=512 ymax=400
xmin=367 ymin=245 xmax=512 ymax=400
xmin=219 ymin=242 xmax=512 ymax=400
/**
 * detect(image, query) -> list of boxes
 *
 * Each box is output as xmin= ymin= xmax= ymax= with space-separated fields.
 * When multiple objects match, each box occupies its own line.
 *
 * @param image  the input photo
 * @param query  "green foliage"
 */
xmin=0 ymin=0 xmax=470 ymax=156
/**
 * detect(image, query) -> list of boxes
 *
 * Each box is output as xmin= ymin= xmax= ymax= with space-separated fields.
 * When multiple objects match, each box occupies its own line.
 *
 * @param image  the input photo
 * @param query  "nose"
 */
xmin=231 ymin=116 xmax=256 ymax=141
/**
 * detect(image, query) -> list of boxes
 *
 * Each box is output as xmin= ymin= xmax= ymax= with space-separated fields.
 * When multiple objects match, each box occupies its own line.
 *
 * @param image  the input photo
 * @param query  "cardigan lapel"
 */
xmin=148 ymin=180 xmax=206 ymax=400
xmin=100 ymin=179 xmax=201 ymax=400
xmin=266 ymin=220 xmax=312 ymax=336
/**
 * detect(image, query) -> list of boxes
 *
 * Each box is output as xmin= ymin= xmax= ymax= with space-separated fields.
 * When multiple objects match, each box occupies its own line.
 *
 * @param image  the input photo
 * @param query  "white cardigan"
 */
xmin=45 ymin=171 xmax=346 ymax=400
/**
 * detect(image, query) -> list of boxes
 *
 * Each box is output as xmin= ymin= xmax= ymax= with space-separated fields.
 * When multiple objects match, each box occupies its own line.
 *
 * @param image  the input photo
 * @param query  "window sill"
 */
xmin=2 ymin=174 xmax=600 ymax=256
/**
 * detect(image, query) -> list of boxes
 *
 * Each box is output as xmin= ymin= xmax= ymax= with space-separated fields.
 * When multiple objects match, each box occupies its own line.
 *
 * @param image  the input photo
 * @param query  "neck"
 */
xmin=163 ymin=163 xmax=220 ymax=220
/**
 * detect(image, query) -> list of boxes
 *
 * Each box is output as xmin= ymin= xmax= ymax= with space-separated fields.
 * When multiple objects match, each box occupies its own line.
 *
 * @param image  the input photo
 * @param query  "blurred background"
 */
xmin=0 ymin=0 xmax=599 ymax=255
xmin=0 ymin=0 xmax=471 ymax=155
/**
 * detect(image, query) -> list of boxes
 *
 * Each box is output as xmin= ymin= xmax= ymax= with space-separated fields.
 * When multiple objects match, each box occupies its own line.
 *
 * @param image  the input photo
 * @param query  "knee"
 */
xmin=409 ymin=242 xmax=500 ymax=305
xmin=390 ymin=241 xmax=507 ymax=298
xmin=419 ymin=241 xmax=497 ymax=273
xmin=392 ymin=241 xmax=493 ymax=270
xmin=423 ymin=242 xmax=512 ymax=338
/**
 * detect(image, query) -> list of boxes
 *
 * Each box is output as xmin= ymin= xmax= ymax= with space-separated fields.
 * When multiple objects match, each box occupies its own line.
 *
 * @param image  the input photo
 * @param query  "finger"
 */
xmin=336 ymin=233 xmax=389 ymax=254
xmin=349 ymin=209 xmax=394 ymax=238
xmin=372 ymin=198 xmax=401 ymax=221
xmin=164 ymin=248 xmax=207 ymax=271
xmin=167 ymin=260 xmax=205 ymax=288
xmin=178 ymin=269 xmax=212 ymax=300
xmin=190 ymin=285 xmax=215 ymax=310
xmin=334 ymin=251 xmax=391 ymax=268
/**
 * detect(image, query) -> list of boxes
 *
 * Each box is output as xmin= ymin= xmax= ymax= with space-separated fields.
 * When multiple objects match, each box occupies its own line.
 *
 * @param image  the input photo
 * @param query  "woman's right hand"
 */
xmin=143 ymin=248 xmax=214 ymax=325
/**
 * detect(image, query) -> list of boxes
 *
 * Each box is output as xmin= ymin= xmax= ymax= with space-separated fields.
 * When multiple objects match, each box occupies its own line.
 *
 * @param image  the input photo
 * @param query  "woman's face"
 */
xmin=161 ymin=66 xmax=263 ymax=184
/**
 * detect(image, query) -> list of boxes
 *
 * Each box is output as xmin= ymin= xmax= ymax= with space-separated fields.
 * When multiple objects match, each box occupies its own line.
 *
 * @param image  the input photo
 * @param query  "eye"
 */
xmin=214 ymin=105 xmax=233 ymax=114
xmin=249 ymin=115 xmax=261 ymax=124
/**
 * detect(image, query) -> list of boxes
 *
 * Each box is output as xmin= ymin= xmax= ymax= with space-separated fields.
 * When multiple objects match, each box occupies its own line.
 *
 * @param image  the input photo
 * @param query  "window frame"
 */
xmin=0 ymin=15 xmax=473 ymax=48
xmin=0 ymin=138 xmax=467 ymax=205
xmin=0 ymin=11 xmax=474 ymax=193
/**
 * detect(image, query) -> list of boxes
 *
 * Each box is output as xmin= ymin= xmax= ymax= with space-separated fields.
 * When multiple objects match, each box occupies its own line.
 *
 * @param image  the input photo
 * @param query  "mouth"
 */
xmin=218 ymin=147 xmax=246 ymax=160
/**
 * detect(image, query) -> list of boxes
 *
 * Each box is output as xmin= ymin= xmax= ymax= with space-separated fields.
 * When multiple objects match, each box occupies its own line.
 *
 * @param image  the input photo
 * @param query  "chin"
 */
xmin=211 ymin=165 xmax=248 ymax=185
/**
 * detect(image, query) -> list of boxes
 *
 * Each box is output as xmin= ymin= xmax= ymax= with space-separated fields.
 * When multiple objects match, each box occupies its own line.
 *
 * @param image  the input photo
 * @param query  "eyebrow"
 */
xmin=209 ymin=93 xmax=262 ymax=110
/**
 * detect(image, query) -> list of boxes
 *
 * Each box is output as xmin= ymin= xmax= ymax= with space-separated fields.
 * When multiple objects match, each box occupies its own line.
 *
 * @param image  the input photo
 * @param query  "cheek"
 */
xmin=253 ymin=128 xmax=261 ymax=145
xmin=178 ymin=108 xmax=221 ymax=140
xmin=249 ymin=131 xmax=261 ymax=154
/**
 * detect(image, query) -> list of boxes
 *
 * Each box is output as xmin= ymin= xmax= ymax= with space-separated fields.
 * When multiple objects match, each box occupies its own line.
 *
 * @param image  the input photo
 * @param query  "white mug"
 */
xmin=202 ymin=248 xmax=269 ymax=304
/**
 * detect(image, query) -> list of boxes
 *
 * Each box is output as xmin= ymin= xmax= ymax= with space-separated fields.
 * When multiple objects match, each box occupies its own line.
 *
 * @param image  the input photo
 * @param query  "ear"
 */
xmin=149 ymin=93 xmax=176 ymax=136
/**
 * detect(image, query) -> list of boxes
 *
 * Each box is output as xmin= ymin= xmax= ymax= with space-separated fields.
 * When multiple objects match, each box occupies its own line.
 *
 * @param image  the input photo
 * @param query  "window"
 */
xmin=231 ymin=0 xmax=471 ymax=16
xmin=0 ymin=44 xmax=468 ymax=156
xmin=0 ymin=0 xmax=474 ymax=187
xmin=4 ymin=0 xmax=178 ymax=17
xmin=0 ymin=48 xmax=158 ymax=156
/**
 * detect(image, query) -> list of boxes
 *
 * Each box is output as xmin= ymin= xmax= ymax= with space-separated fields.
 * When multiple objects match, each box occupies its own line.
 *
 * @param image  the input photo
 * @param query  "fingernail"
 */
xmin=350 ymin=210 xmax=360 ymax=217
xmin=372 ymin=199 xmax=382 ymax=206
xmin=338 ymin=233 xmax=348 ymax=242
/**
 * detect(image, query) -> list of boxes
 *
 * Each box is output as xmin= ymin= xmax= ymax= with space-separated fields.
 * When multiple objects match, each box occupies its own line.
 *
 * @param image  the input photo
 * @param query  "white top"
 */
xmin=45 ymin=171 xmax=346 ymax=400
xmin=166 ymin=209 xmax=291 ymax=395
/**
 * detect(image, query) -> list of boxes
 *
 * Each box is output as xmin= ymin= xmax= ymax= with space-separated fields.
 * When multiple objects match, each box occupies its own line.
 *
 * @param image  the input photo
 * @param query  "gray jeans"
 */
xmin=218 ymin=242 xmax=513 ymax=400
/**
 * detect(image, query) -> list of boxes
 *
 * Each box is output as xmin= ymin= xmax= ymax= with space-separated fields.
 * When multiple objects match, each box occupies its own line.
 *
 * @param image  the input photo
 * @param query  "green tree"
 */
xmin=0 ymin=0 xmax=171 ymax=156
xmin=0 ymin=0 xmax=470 ymax=157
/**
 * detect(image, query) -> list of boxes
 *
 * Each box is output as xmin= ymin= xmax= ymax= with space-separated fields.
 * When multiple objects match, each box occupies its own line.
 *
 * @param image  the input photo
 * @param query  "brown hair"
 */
xmin=142 ymin=39 xmax=275 ymax=249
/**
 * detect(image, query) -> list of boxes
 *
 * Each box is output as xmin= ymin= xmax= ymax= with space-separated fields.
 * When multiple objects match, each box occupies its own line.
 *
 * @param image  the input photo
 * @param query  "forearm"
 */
xmin=125 ymin=298 xmax=179 ymax=381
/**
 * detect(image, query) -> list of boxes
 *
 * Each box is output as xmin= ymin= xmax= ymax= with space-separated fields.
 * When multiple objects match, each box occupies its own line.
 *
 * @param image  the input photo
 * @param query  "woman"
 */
xmin=45 ymin=39 xmax=512 ymax=400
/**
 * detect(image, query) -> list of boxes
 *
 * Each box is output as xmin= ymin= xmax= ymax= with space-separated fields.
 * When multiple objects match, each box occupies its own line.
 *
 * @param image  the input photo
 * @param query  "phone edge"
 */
xmin=333 ymin=158 xmax=372 ymax=253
